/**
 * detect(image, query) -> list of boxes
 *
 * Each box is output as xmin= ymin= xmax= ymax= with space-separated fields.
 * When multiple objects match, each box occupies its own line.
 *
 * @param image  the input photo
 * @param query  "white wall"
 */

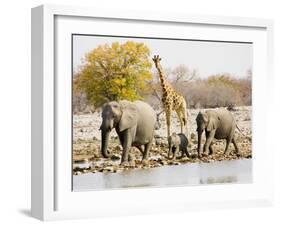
xmin=0 ymin=0 xmax=280 ymax=225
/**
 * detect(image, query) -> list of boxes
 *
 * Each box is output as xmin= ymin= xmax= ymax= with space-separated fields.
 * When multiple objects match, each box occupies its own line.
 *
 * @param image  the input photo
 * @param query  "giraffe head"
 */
xmin=152 ymin=55 xmax=161 ymax=67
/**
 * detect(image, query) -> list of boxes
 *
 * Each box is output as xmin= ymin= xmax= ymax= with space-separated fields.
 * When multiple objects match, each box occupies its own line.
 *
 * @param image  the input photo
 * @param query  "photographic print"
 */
xmin=72 ymin=35 xmax=252 ymax=191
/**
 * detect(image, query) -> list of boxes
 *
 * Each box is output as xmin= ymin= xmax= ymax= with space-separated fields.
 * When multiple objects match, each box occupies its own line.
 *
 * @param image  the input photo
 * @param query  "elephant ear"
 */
xmin=118 ymin=101 xmax=138 ymax=132
xmin=206 ymin=117 xmax=216 ymax=131
xmin=202 ymin=112 xmax=208 ymax=123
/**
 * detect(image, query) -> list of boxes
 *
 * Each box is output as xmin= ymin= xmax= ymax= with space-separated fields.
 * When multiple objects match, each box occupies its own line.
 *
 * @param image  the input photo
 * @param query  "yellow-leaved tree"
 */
xmin=74 ymin=41 xmax=152 ymax=107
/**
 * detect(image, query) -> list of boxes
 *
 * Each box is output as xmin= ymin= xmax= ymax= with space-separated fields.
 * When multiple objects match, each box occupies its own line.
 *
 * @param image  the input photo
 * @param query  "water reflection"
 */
xmin=73 ymin=159 xmax=252 ymax=191
xmin=200 ymin=176 xmax=237 ymax=184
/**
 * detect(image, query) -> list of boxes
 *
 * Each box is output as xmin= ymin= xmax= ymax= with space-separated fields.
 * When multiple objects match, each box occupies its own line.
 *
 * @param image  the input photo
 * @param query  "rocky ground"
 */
xmin=73 ymin=106 xmax=252 ymax=175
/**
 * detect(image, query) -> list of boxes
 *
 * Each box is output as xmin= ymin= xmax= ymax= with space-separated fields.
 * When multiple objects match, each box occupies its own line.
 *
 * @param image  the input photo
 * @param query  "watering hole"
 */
xmin=73 ymin=159 xmax=252 ymax=191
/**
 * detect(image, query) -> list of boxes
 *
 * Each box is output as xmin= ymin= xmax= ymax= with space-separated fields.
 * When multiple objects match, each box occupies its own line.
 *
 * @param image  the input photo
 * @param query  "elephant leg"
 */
xmin=232 ymin=138 xmax=240 ymax=157
xmin=167 ymin=147 xmax=171 ymax=159
xmin=142 ymin=141 xmax=152 ymax=163
xmin=185 ymin=147 xmax=190 ymax=158
xmin=209 ymin=142 xmax=214 ymax=155
xmin=181 ymin=147 xmax=189 ymax=158
xmin=224 ymin=137 xmax=232 ymax=155
xmin=121 ymin=130 xmax=132 ymax=164
xmin=203 ymin=130 xmax=215 ymax=156
xmin=180 ymin=149 xmax=185 ymax=158
xmin=197 ymin=131 xmax=203 ymax=158
xmin=173 ymin=146 xmax=179 ymax=160
xmin=118 ymin=134 xmax=124 ymax=145
xmin=136 ymin=145 xmax=144 ymax=155
xmin=168 ymin=148 xmax=174 ymax=160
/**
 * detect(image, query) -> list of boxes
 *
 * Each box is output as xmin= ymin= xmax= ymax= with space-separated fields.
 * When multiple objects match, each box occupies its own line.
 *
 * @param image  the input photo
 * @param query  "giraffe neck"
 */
xmin=155 ymin=64 xmax=170 ymax=93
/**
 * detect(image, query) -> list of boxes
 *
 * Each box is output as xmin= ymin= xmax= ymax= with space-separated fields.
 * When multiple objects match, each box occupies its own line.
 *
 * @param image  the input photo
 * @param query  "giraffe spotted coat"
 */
xmin=152 ymin=55 xmax=188 ymax=137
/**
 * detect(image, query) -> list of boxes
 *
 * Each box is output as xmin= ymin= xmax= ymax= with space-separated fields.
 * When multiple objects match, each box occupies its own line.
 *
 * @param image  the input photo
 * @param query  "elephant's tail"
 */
xmin=155 ymin=110 xmax=165 ymax=130
xmin=236 ymin=125 xmax=246 ymax=136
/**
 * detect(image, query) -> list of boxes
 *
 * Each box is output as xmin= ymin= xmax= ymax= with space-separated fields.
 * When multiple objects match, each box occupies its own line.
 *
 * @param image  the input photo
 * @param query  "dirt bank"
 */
xmin=73 ymin=106 xmax=252 ymax=175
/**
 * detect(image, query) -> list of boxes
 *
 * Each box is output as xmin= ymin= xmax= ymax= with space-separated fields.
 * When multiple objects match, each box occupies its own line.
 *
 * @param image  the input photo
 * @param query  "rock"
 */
xmin=111 ymin=136 xmax=119 ymax=140
xmin=129 ymin=161 xmax=136 ymax=167
xmin=102 ymin=166 xmax=114 ymax=173
xmin=156 ymin=139 xmax=167 ymax=147
xmin=190 ymin=153 xmax=198 ymax=158
xmin=128 ymin=154 xmax=135 ymax=162
xmin=154 ymin=134 xmax=162 ymax=139
xmin=154 ymin=163 xmax=162 ymax=167
xmin=190 ymin=133 xmax=196 ymax=140
xmin=155 ymin=139 xmax=162 ymax=146
xmin=111 ymin=154 xmax=120 ymax=161
xmin=153 ymin=146 xmax=159 ymax=152
xmin=114 ymin=145 xmax=122 ymax=152
xmin=246 ymin=154 xmax=252 ymax=158
xmin=167 ymin=161 xmax=174 ymax=165
xmin=74 ymin=158 xmax=88 ymax=164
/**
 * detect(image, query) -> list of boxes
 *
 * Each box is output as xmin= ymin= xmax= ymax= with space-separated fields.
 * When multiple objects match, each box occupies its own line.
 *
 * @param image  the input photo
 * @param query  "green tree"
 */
xmin=74 ymin=41 xmax=152 ymax=107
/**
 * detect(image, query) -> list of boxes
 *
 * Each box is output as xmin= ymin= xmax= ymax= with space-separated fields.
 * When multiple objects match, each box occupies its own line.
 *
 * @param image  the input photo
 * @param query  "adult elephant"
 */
xmin=100 ymin=100 xmax=157 ymax=165
xmin=196 ymin=109 xmax=240 ymax=158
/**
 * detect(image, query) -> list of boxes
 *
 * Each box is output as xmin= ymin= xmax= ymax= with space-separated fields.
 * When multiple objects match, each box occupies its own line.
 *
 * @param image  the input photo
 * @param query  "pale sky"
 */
xmin=73 ymin=35 xmax=252 ymax=78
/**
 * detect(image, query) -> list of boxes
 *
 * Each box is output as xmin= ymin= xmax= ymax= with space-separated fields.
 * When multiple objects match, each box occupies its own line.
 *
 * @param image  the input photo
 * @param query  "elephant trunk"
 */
xmin=101 ymin=130 xmax=110 ymax=158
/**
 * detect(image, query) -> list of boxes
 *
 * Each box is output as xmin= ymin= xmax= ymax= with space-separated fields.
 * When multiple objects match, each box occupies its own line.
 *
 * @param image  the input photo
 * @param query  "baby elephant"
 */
xmin=168 ymin=133 xmax=190 ymax=160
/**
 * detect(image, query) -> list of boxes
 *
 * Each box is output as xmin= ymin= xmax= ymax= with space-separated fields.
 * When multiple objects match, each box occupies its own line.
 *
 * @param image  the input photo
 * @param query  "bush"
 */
xmin=145 ymin=74 xmax=251 ymax=109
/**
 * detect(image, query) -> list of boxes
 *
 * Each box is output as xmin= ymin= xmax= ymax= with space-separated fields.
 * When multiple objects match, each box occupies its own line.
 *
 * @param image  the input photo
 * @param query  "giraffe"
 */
xmin=152 ymin=55 xmax=188 ymax=138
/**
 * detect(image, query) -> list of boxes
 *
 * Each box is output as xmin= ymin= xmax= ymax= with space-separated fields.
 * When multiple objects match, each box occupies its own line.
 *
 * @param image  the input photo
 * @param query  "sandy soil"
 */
xmin=73 ymin=106 xmax=252 ymax=174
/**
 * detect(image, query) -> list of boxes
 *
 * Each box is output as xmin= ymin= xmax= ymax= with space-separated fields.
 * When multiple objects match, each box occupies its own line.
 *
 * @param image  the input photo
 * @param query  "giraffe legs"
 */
xmin=165 ymin=105 xmax=189 ymax=138
xmin=165 ymin=109 xmax=171 ymax=138
xmin=176 ymin=111 xmax=184 ymax=134
xmin=176 ymin=107 xmax=188 ymax=135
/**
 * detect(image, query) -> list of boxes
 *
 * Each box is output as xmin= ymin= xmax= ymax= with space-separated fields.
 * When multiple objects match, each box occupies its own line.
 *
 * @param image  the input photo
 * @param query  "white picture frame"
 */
xmin=31 ymin=4 xmax=274 ymax=221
